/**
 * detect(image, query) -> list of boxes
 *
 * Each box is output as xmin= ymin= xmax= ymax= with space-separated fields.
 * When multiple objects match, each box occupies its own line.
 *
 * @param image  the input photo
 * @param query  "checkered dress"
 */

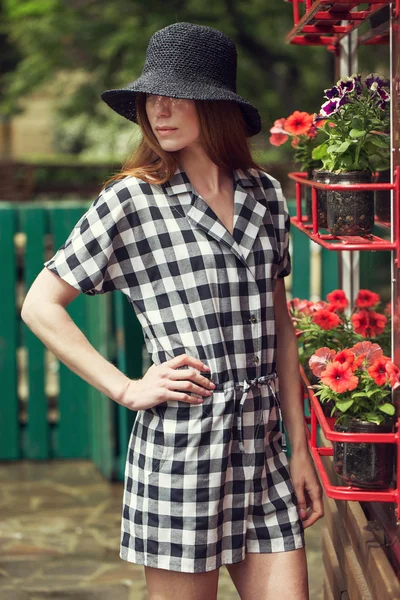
xmin=44 ymin=166 xmax=305 ymax=573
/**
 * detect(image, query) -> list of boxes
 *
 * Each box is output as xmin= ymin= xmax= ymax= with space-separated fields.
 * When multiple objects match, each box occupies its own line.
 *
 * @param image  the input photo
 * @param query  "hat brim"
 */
xmin=101 ymin=74 xmax=261 ymax=137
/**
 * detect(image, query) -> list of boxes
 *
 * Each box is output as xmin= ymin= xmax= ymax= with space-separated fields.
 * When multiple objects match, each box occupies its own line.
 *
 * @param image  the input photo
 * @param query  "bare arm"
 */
xmin=274 ymin=277 xmax=308 ymax=454
xmin=274 ymin=277 xmax=324 ymax=528
xmin=21 ymin=268 xmax=132 ymax=404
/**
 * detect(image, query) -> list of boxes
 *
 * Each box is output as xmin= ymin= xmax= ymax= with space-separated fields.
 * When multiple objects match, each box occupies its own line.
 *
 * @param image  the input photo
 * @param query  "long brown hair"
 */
xmin=102 ymin=92 xmax=264 ymax=190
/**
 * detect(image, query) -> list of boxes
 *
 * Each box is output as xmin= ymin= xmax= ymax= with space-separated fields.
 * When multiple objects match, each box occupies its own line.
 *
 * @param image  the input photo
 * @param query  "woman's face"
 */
xmin=145 ymin=94 xmax=201 ymax=151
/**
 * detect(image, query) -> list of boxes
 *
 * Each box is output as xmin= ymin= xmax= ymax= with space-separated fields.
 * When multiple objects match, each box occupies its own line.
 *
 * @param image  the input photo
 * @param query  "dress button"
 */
xmin=253 ymin=355 xmax=260 ymax=364
xmin=249 ymin=315 xmax=257 ymax=323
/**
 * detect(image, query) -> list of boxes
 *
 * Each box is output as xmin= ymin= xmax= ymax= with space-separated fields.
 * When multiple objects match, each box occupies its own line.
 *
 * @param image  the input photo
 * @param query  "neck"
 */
xmin=177 ymin=146 xmax=231 ymax=194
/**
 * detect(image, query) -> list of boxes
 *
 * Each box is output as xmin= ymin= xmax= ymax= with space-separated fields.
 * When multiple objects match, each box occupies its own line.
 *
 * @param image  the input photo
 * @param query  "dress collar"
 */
xmin=162 ymin=166 xmax=259 ymax=198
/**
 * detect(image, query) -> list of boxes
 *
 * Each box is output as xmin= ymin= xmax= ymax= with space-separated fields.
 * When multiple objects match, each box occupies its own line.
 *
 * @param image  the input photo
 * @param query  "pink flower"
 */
xmin=309 ymin=347 xmax=337 ymax=377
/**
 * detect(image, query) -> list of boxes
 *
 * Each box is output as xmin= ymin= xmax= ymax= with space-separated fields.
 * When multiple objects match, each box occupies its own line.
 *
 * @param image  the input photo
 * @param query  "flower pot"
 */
xmin=303 ymin=361 xmax=318 ymax=387
xmin=304 ymin=168 xmax=314 ymax=221
xmin=374 ymin=168 xmax=391 ymax=223
xmin=333 ymin=421 xmax=347 ymax=477
xmin=326 ymin=170 xmax=374 ymax=236
xmin=311 ymin=169 xmax=329 ymax=228
xmin=335 ymin=417 xmax=395 ymax=489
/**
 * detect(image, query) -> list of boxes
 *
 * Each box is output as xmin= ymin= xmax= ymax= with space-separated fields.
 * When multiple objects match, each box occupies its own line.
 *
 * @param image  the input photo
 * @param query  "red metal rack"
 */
xmin=285 ymin=0 xmax=396 ymax=48
xmin=288 ymin=166 xmax=400 ymax=252
xmin=301 ymin=365 xmax=400 ymax=518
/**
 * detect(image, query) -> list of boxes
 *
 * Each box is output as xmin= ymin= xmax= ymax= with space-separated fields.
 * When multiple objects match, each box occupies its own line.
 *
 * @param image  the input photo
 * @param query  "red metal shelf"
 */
xmin=285 ymin=0 xmax=395 ymax=48
xmin=288 ymin=166 xmax=399 ymax=252
xmin=300 ymin=365 xmax=400 ymax=514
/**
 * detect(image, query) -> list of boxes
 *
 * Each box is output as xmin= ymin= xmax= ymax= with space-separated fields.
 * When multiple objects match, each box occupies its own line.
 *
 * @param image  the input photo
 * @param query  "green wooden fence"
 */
xmin=0 ymin=199 xmax=339 ymax=480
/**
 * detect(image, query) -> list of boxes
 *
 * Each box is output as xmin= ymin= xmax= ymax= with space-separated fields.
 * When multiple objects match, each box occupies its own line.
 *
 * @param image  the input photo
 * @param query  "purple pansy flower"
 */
xmin=365 ymin=73 xmax=390 ymax=89
xmin=324 ymin=85 xmax=342 ymax=100
xmin=337 ymin=76 xmax=356 ymax=95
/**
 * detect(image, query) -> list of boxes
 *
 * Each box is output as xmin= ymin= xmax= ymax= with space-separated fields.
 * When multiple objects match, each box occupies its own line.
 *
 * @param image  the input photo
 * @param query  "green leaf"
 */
xmin=336 ymin=399 xmax=354 ymax=412
xmin=342 ymin=154 xmax=353 ymax=167
xmin=337 ymin=141 xmax=351 ymax=153
xmin=351 ymin=117 xmax=364 ymax=130
xmin=368 ymin=135 xmax=390 ymax=148
xmin=312 ymin=143 xmax=329 ymax=160
xmin=349 ymin=129 xmax=366 ymax=139
xmin=378 ymin=403 xmax=396 ymax=416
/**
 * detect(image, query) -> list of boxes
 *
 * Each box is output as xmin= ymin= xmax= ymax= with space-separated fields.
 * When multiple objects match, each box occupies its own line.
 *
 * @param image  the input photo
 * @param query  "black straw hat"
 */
xmin=100 ymin=22 xmax=262 ymax=137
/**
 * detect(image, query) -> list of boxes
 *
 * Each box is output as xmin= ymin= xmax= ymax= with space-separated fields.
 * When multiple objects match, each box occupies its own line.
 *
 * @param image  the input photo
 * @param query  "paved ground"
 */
xmin=0 ymin=460 xmax=323 ymax=599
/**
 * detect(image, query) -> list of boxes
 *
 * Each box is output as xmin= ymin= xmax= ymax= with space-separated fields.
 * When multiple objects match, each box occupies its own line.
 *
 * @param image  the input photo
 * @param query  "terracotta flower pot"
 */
xmin=326 ymin=170 xmax=374 ymax=236
xmin=334 ymin=417 xmax=395 ymax=489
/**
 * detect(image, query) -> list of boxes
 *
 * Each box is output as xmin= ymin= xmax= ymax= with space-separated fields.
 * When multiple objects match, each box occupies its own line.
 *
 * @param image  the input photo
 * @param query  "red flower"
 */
xmin=309 ymin=347 xmax=337 ymax=377
xmin=284 ymin=111 xmax=314 ymax=135
xmin=270 ymin=118 xmax=288 ymax=135
xmin=351 ymin=310 xmax=369 ymax=336
xmin=386 ymin=361 xmax=400 ymax=389
xmin=312 ymin=309 xmax=341 ymax=330
xmin=335 ymin=349 xmax=355 ymax=367
xmin=320 ymin=362 xmax=359 ymax=393
xmin=326 ymin=289 xmax=349 ymax=311
xmin=309 ymin=300 xmax=330 ymax=312
xmin=291 ymin=137 xmax=300 ymax=148
xmin=368 ymin=311 xmax=387 ymax=337
xmin=368 ymin=357 xmax=390 ymax=386
xmin=287 ymin=298 xmax=312 ymax=317
xmin=351 ymin=341 xmax=383 ymax=367
xmin=269 ymin=133 xmax=288 ymax=146
xmin=355 ymin=289 xmax=380 ymax=308
xmin=384 ymin=301 xmax=392 ymax=316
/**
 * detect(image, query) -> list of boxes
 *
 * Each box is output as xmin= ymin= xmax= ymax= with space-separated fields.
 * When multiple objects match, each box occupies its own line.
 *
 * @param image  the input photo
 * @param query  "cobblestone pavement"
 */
xmin=0 ymin=460 xmax=323 ymax=599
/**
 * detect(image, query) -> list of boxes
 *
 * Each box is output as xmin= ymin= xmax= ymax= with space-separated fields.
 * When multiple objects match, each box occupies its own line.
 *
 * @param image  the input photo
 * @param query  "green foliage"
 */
xmin=1 ymin=0 xmax=333 ymax=157
xmin=311 ymin=74 xmax=390 ymax=173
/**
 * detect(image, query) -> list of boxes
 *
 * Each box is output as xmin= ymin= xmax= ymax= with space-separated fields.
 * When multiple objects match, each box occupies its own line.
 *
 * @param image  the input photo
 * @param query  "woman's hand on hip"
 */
xmin=117 ymin=354 xmax=216 ymax=411
xmin=290 ymin=450 xmax=324 ymax=529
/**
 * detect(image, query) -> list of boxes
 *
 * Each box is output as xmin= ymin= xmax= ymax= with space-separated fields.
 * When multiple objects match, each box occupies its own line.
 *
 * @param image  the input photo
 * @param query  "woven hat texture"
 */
xmin=101 ymin=22 xmax=261 ymax=137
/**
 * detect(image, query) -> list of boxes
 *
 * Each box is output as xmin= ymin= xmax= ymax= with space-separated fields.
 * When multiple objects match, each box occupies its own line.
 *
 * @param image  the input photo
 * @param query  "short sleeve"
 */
xmin=257 ymin=170 xmax=292 ymax=279
xmin=277 ymin=197 xmax=292 ymax=279
xmin=44 ymin=182 xmax=134 ymax=295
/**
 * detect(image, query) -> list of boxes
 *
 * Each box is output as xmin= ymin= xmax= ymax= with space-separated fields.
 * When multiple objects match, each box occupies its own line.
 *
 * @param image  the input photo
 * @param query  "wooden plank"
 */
xmin=324 ymin=494 xmax=373 ymax=600
xmin=336 ymin=498 xmax=400 ymax=600
xmin=287 ymin=200 xmax=311 ymax=299
xmin=322 ymin=575 xmax=335 ymax=600
xmin=320 ymin=435 xmax=400 ymax=600
xmin=86 ymin=293 xmax=113 ymax=479
xmin=113 ymin=293 xmax=143 ymax=481
xmin=19 ymin=206 xmax=49 ymax=458
xmin=321 ymin=248 xmax=339 ymax=298
xmin=48 ymin=206 xmax=89 ymax=458
xmin=322 ymin=527 xmax=348 ymax=599
xmin=0 ymin=206 xmax=19 ymax=458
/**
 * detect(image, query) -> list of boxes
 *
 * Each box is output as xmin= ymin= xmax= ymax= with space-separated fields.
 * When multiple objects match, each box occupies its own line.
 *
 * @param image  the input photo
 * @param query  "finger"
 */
xmin=302 ymin=487 xmax=324 ymax=528
xmin=302 ymin=510 xmax=321 ymax=529
xmin=169 ymin=368 xmax=215 ymax=391
xmin=169 ymin=378 xmax=214 ymax=397
xmin=166 ymin=390 xmax=208 ymax=404
xmin=292 ymin=481 xmax=308 ymax=521
xmin=169 ymin=354 xmax=210 ymax=372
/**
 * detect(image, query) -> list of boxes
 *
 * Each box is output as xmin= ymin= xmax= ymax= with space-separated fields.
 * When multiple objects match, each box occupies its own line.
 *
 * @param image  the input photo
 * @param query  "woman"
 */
xmin=21 ymin=22 xmax=323 ymax=600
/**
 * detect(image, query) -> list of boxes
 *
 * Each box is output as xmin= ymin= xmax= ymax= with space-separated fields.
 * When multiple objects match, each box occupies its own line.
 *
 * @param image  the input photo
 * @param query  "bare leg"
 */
xmin=225 ymin=548 xmax=309 ymax=600
xmin=144 ymin=565 xmax=220 ymax=600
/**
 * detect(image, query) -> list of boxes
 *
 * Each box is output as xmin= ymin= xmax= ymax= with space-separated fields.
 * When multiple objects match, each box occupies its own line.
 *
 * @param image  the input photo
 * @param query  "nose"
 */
xmin=153 ymin=95 xmax=171 ymax=115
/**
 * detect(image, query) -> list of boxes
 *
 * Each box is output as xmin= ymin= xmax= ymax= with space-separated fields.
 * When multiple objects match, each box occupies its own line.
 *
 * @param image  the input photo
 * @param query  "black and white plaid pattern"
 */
xmin=44 ymin=166 xmax=304 ymax=573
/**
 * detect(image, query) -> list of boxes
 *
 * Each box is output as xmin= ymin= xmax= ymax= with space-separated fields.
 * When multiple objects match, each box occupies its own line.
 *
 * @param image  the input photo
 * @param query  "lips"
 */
xmin=156 ymin=128 xmax=177 ymax=131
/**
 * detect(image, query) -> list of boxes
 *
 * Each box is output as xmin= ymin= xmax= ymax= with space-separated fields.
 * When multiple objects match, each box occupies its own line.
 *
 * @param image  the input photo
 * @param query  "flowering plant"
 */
xmin=288 ymin=288 xmax=391 ymax=365
xmin=312 ymin=73 xmax=390 ymax=174
xmin=309 ymin=342 xmax=398 ymax=424
xmin=269 ymin=111 xmax=328 ymax=172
